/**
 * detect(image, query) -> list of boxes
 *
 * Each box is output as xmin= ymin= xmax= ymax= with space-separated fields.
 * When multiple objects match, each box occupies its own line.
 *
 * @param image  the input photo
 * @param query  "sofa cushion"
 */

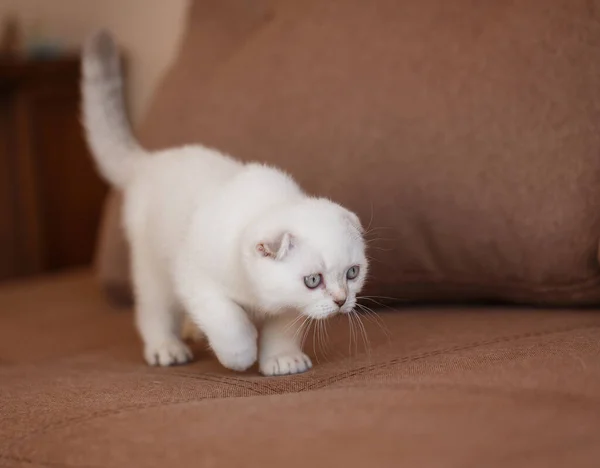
xmin=1 ymin=271 xmax=600 ymax=467
xmin=98 ymin=0 xmax=600 ymax=305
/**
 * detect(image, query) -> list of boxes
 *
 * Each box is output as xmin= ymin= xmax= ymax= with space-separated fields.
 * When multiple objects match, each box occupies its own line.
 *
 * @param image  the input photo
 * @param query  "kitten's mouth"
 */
xmin=305 ymin=310 xmax=339 ymax=320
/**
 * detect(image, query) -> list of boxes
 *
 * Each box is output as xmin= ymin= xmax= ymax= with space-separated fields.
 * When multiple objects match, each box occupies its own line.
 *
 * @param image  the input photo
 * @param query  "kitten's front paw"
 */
xmin=214 ymin=340 xmax=257 ymax=372
xmin=260 ymin=352 xmax=313 ymax=376
xmin=144 ymin=339 xmax=193 ymax=367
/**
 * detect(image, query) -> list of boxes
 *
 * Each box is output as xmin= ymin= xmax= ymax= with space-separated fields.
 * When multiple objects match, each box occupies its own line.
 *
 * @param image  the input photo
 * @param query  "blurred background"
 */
xmin=0 ymin=0 xmax=190 ymax=282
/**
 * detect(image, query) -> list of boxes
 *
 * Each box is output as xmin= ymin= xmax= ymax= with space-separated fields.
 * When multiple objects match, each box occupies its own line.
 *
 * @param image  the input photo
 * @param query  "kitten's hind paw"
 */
xmin=260 ymin=352 xmax=313 ymax=376
xmin=144 ymin=339 xmax=193 ymax=366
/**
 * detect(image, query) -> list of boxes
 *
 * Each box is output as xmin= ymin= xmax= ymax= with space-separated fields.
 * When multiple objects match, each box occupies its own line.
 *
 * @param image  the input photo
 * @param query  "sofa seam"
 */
xmin=305 ymin=322 xmax=600 ymax=390
xmin=4 ymin=322 xmax=599 ymax=459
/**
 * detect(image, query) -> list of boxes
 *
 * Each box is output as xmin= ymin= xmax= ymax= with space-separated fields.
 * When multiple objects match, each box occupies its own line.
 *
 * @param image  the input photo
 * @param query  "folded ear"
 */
xmin=344 ymin=209 xmax=364 ymax=234
xmin=256 ymin=232 xmax=293 ymax=260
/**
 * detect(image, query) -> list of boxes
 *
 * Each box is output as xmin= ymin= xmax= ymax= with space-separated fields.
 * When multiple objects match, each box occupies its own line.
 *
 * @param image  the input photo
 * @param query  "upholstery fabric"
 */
xmin=1 ymin=271 xmax=600 ymax=467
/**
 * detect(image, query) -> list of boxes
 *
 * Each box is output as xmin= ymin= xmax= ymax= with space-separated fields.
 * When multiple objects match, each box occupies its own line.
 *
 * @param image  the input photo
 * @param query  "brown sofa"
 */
xmin=2 ymin=1 xmax=600 ymax=467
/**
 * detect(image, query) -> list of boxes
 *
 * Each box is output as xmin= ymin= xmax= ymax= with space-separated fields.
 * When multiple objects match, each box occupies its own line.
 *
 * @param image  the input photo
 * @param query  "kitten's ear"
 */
xmin=256 ymin=232 xmax=293 ymax=260
xmin=344 ymin=209 xmax=364 ymax=234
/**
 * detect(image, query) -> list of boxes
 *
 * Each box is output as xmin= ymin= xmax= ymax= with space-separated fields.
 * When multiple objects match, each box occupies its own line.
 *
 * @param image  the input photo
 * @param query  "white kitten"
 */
xmin=81 ymin=31 xmax=368 ymax=376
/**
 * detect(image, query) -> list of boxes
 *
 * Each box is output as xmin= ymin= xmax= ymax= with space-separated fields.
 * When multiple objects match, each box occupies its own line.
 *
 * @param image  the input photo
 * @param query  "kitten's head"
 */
xmin=242 ymin=198 xmax=368 ymax=319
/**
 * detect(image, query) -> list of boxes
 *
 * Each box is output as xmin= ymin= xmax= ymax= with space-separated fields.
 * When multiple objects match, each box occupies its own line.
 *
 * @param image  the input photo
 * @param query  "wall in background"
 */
xmin=0 ymin=0 xmax=190 ymax=124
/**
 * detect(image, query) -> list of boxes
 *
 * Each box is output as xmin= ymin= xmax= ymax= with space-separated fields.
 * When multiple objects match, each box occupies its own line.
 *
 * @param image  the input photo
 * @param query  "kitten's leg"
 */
xmin=181 ymin=314 xmax=205 ymax=343
xmin=259 ymin=312 xmax=313 ymax=376
xmin=132 ymin=246 xmax=192 ymax=366
xmin=179 ymin=290 xmax=258 ymax=372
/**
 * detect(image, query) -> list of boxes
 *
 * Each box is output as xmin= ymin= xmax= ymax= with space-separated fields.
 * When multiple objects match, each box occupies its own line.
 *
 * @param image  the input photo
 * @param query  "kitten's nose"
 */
xmin=334 ymin=297 xmax=347 ymax=307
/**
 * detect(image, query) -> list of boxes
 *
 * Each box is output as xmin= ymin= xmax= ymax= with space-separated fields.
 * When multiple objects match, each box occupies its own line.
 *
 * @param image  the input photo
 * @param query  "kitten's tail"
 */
xmin=81 ymin=30 xmax=144 ymax=189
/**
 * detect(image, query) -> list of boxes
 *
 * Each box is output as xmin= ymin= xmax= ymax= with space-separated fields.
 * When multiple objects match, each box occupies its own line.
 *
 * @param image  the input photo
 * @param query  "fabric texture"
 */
xmin=96 ymin=0 xmax=600 ymax=306
xmin=1 ymin=271 xmax=600 ymax=467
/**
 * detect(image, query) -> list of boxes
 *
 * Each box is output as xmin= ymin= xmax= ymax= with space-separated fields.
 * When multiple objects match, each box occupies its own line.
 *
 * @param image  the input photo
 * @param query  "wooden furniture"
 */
xmin=0 ymin=58 xmax=108 ymax=280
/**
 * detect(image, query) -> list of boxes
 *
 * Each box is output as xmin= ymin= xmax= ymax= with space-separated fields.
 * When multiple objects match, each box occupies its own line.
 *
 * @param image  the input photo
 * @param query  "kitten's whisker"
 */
xmin=324 ymin=320 xmax=333 ymax=362
xmin=364 ymin=226 xmax=395 ymax=235
xmin=317 ymin=320 xmax=324 ymax=360
xmin=324 ymin=319 xmax=334 ymax=360
xmin=291 ymin=316 xmax=305 ymax=342
xmin=324 ymin=318 xmax=332 ymax=352
xmin=362 ymin=311 xmax=391 ymax=340
xmin=301 ymin=318 xmax=313 ymax=353
xmin=284 ymin=313 xmax=305 ymax=334
xmin=352 ymin=310 xmax=372 ymax=357
xmin=347 ymin=312 xmax=354 ymax=356
xmin=316 ymin=320 xmax=322 ymax=361
xmin=365 ymin=255 xmax=385 ymax=264
xmin=366 ymin=246 xmax=395 ymax=252
xmin=359 ymin=298 xmax=404 ymax=323
xmin=317 ymin=320 xmax=330 ymax=362
xmin=364 ymin=237 xmax=398 ymax=244
xmin=352 ymin=310 xmax=364 ymax=353
xmin=312 ymin=319 xmax=320 ymax=364
xmin=359 ymin=295 xmax=405 ymax=304
xmin=300 ymin=318 xmax=310 ymax=348
xmin=356 ymin=302 xmax=390 ymax=329
xmin=293 ymin=315 xmax=312 ymax=344
xmin=353 ymin=314 xmax=359 ymax=356
xmin=348 ymin=311 xmax=359 ymax=356
xmin=355 ymin=303 xmax=392 ymax=342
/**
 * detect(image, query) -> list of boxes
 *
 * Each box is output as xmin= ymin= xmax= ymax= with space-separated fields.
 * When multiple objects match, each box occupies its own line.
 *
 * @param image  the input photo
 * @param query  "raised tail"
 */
xmin=81 ymin=30 xmax=144 ymax=189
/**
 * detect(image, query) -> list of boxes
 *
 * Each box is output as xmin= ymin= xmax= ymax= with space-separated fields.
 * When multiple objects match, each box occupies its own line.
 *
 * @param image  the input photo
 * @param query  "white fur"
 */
xmin=81 ymin=31 xmax=368 ymax=375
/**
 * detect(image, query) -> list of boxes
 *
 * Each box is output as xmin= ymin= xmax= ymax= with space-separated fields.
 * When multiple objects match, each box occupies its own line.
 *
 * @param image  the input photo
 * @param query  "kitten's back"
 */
xmin=123 ymin=145 xmax=243 ymax=264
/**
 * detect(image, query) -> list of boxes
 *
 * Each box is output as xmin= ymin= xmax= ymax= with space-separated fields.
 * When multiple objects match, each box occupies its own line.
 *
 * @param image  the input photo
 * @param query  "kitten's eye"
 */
xmin=346 ymin=266 xmax=360 ymax=280
xmin=304 ymin=274 xmax=322 ymax=289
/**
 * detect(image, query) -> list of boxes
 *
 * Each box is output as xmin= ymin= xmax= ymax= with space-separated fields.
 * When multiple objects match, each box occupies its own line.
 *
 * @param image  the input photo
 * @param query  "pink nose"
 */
xmin=334 ymin=297 xmax=347 ymax=307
